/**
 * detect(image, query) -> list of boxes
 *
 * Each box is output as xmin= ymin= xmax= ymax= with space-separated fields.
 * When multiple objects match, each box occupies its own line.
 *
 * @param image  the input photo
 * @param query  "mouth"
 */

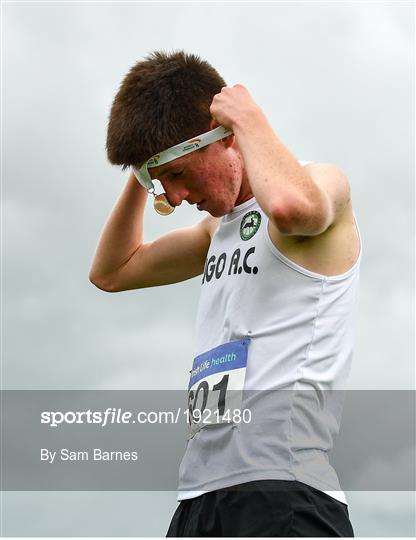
xmin=197 ymin=200 xmax=206 ymax=211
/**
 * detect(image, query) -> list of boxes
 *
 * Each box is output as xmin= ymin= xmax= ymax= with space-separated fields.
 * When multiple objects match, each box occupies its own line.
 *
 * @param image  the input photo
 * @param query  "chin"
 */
xmin=209 ymin=205 xmax=230 ymax=218
xmin=205 ymin=198 xmax=235 ymax=218
xmin=208 ymin=209 xmax=223 ymax=218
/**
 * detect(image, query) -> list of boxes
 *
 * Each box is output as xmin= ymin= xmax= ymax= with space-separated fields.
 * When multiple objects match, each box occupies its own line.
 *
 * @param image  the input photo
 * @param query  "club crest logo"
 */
xmin=240 ymin=211 xmax=261 ymax=241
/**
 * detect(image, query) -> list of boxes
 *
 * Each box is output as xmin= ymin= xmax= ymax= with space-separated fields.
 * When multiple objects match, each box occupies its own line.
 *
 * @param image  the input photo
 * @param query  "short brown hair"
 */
xmin=106 ymin=50 xmax=226 ymax=169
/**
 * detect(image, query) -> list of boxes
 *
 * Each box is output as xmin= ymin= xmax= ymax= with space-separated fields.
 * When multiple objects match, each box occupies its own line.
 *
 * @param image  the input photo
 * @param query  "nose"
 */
xmin=161 ymin=181 xmax=189 ymax=207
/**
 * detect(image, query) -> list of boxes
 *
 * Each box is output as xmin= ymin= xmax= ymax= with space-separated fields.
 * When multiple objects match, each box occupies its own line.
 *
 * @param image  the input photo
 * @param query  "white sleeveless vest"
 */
xmin=178 ymin=162 xmax=362 ymax=505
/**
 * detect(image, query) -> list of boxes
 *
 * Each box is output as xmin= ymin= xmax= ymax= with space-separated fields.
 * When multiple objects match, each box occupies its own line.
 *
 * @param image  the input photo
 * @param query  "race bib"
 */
xmin=187 ymin=338 xmax=250 ymax=439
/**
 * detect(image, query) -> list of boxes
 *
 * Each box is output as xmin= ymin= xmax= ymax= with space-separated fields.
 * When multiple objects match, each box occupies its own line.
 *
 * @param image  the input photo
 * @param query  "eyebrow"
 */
xmin=158 ymin=164 xmax=175 ymax=175
xmin=152 ymin=162 xmax=184 ymax=178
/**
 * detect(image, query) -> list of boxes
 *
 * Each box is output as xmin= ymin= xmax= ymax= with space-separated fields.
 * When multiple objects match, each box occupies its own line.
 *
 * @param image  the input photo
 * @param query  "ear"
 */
xmin=209 ymin=118 xmax=235 ymax=149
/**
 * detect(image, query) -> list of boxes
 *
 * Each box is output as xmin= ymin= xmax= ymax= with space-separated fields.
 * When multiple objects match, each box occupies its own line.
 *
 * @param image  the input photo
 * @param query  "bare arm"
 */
xmin=89 ymin=172 xmax=218 ymax=292
xmin=210 ymin=85 xmax=348 ymax=236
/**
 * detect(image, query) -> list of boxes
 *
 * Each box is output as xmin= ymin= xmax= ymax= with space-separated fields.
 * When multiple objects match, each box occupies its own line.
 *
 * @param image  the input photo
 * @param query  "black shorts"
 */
xmin=166 ymin=480 xmax=354 ymax=537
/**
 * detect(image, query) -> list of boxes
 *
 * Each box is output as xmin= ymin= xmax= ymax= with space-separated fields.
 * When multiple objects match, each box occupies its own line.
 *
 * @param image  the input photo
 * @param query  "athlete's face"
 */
xmin=149 ymin=138 xmax=252 ymax=217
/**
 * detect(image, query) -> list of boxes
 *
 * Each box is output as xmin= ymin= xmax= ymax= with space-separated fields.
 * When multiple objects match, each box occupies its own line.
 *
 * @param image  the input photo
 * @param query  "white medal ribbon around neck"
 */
xmin=131 ymin=126 xmax=233 ymax=215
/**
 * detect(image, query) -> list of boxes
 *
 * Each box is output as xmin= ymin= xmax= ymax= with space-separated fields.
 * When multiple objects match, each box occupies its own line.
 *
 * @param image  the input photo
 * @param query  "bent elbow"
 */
xmin=270 ymin=198 xmax=329 ymax=237
xmin=89 ymin=272 xmax=120 ymax=293
xmin=269 ymin=199 xmax=303 ymax=235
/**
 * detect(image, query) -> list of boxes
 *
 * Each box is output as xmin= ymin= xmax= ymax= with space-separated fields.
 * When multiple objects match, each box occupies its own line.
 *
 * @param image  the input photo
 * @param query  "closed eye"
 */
xmin=168 ymin=168 xmax=185 ymax=179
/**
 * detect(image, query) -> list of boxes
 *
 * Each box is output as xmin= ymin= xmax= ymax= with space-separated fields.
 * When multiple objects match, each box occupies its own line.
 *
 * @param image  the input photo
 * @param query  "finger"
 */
xmin=209 ymin=118 xmax=221 ymax=130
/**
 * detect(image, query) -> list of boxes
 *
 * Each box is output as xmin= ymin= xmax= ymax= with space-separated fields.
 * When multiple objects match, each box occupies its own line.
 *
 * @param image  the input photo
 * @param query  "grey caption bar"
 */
xmin=1 ymin=390 xmax=414 ymax=491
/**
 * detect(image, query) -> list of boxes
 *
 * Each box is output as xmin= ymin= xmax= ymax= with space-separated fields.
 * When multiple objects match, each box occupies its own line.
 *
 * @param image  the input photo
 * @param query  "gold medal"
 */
xmin=153 ymin=193 xmax=175 ymax=215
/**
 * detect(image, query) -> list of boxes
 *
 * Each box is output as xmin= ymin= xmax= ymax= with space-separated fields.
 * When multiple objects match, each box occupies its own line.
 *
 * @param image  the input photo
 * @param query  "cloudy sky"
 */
xmin=2 ymin=1 xmax=414 ymax=537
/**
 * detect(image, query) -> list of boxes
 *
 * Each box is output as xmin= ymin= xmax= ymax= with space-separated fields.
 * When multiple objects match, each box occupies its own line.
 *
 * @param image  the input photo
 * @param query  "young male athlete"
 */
xmin=90 ymin=50 xmax=361 ymax=537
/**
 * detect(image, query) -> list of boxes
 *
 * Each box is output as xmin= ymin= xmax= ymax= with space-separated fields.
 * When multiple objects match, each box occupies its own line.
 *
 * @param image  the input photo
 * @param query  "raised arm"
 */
xmin=89 ymin=172 xmax=218 ymax=292
xmin=210 ymin=85 xmax=350 ymax=236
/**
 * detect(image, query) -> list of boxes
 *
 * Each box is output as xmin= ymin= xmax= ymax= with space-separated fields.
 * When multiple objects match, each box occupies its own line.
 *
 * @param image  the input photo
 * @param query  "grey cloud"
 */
xmin=3 ymin=1 xmax=414 ymax=536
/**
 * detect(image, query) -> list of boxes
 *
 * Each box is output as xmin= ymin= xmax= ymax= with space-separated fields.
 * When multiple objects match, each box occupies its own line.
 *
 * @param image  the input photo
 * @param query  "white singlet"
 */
xmin=178 ymin=161 xmax=362 ymax=506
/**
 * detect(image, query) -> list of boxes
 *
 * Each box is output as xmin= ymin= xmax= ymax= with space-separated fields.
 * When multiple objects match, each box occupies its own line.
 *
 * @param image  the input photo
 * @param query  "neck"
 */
xmin=235 ymin=169 xmax=253 ymax=206
xmin=232 ymin=144 xmax=253 ymax=206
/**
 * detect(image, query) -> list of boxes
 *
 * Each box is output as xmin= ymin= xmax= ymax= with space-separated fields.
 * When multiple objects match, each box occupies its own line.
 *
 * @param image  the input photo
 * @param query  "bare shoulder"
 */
xmin=266 ymin=161 xmax=360 ymax=276
xmin=198 ymin=214 xmax=221 ymax=240
xmin=303 ymin=161 xmax=351 ymax=229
